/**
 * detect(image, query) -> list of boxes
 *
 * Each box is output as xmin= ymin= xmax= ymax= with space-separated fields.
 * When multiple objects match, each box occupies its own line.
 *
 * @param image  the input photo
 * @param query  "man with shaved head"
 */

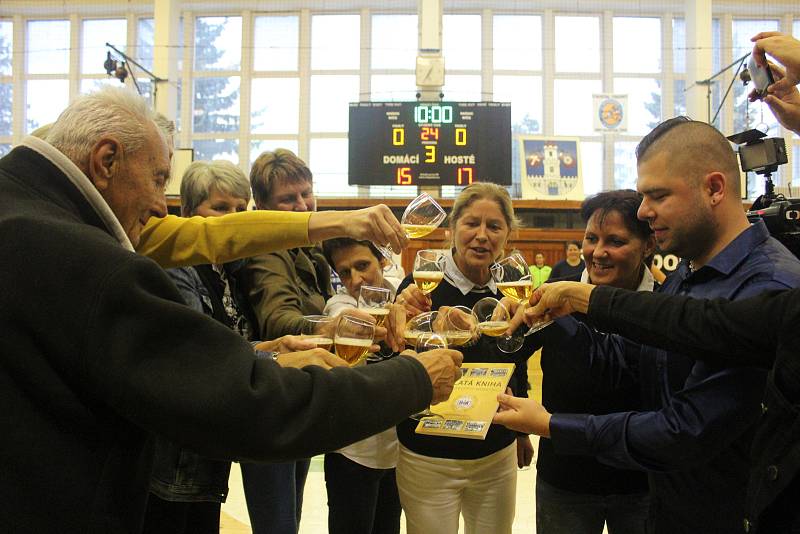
xmin=500 ymin=117 xmax=800 ymax=533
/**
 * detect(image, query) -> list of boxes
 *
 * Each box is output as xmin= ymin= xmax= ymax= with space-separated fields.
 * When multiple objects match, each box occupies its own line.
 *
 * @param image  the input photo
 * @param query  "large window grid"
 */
xmin=2 ymin=5 xmax=799 ymax=200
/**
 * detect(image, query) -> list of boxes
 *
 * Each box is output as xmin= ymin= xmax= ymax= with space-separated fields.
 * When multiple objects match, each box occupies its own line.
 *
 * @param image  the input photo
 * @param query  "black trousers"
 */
xmin=324 ymin=452 xmax=402 ymax=534
xmin=142 ymin=494 xmax=220 ymax=534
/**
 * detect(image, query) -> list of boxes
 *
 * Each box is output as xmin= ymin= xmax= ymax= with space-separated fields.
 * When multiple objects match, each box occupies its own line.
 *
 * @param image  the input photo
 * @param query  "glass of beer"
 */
xmin=413 ymin=249 xmax=446 ymax=295
xmin=471 ymin=297 xmax=523 ymax=353
xmin=441 ymin=305 xmax=478 ymax=348
xmin=334 ymin=314 xmax=375 ymax=366
xmin=409 ymin=331 xmax=449 ymax=421
xmin=301 ymin=314 xmax=335 ymax=351
xmin=377 ymin=193 xmax=447 ymax=259
xmin=492 ymin=251 xmax=534 ymax=303
xmin=491 ymin=251 xmax=552 ymax=337
xmin=358 ymin=285 xmax=392 ymax=326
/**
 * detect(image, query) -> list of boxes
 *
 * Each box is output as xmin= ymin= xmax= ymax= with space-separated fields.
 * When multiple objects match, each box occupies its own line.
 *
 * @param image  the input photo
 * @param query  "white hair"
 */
xmin=46 ymin=86 xmax=159 ymax=167
xmin=180 ymin=160 xmax=251 ymax=216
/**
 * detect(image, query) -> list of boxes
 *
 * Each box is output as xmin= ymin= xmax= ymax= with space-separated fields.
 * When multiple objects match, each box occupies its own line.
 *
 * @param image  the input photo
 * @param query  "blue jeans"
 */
xmin=241 ymin=459 xmax=311 ymax=534
xmin=536 ymin=477 xmax=650 ymax=534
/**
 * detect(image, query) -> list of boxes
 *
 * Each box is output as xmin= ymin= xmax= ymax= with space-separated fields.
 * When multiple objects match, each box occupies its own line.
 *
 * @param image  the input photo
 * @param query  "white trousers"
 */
xmin=396 ymin=442 xmax=517 ymax=534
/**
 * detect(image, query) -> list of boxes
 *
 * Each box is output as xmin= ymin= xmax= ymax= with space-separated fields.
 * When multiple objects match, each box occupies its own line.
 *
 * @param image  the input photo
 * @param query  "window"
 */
xmin=371 ymin=15 xmax=416 ymax=69
xmin=193 ymin=138 xmax=239 ymax=163
xmin=0 ymin=20 xmax=11 ymax=76
xmin=137 ymin=18 xmax=154 ymax=71
xmin=254 ymin=16 xmax=298 ymax=71
xmin=613 ymin=17 xmax=661 ymax=73
xmin=82 ymin=19 xmax=127 ymax=75
xmin=443 ymin=15 xmax=481 ymax=71
xmin=251 ymin=78 xmax=299 ymax=134
xmin=194 ymin=16 xmax=241 ymax=71
xmin=613 ymin=77 xmax=661 ymax=135
xmin=192 ymin=16 xmax=241 ymax=161
xmin=493 ymin=15 xmax=541 ymax=70
xmin=0 ymin=20 xmax=11 ymax=138
xmin=555 ymin=16 xmax=600 ymax=73
xmin=673 ymin=18 xmax=685 ymax=74
xmin=494 ymin=76 xmax=542 ymax=134
xmin=731 ymin=19 xmax=779 ymax=135
xmin=26 ymin=80 xmax=69 ymax=132
xmin=614 ymin=141 xmax=639 ymax=190
xmin=311 ymin=15 xmax=360 ymax=70
xmin=310 ymin=74 xmax=358 ymax=132
xmin=554 ymin=79 xmax=602 ymax=136
xmin=27 ymin=20 xmax=70 ymax=74
xmin=251 ymin=140 xmax=299 ymax=164
xmin=310 ymin=138 xmax=355 ymax=196
xmin=371 ymin=74 xmax=416 ymax=101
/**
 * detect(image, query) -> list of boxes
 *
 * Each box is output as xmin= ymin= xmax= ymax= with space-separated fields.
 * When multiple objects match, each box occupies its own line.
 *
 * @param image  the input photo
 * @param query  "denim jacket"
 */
xmin=149 ymin=264 xmax=249 ymax=502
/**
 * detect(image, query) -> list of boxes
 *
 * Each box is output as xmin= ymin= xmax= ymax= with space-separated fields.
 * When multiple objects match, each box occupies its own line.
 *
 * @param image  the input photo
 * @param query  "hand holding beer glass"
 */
xmin=301 ymin=314 xmax=335 ymax=351
xmin=413 ymin=249 xmax=446 ymax=295
xmin=358 ymin=285 xmax=392 ymax=326
xmin=492 ymin=252 xmax=552 ymax=337
xmin=471 ymin=297 xmax=522 ymax=353
xmin=376 ymin=193 xmax=447 ymax=259
xmin=440 ymin=305 xmax=478 ymax=348
xmin=334 ymin=314 xmax=375 ymax=366
xmin=409 ymin=331 xmax=449 ymax=420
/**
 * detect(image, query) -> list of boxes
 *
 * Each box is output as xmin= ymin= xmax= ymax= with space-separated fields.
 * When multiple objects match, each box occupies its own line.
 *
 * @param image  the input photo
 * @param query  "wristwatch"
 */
xmin=254 ymin=349 xmax=279 ymax=362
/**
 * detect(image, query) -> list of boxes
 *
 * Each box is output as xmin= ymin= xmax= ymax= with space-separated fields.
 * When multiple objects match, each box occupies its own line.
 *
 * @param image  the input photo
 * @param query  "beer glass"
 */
xmin=471 ymin=297 xmax=523 ymax=353
xmin=440 ymin=305 xmax=478 ymax=348
xmin=334 ymin=314 xmax=375 ymax=366
xmin=491 ymin=252 xmax=552 ymax=340
xmin=377 ymin=192 xmax=447 ymax=259
xmin=358 ymin=285 xmax=392 ymax=327
xmin=408 ymin=332 xmax=449 ymax=421
xmin=413 ymin=249 xmax=446 ymax=295
xmin=301 ymin=314 xmax=335 ymax=351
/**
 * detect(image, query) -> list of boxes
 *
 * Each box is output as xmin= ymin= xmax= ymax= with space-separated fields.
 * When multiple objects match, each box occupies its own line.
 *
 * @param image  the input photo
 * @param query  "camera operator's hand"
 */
xmin=751 ymin=32 xmax=800 ymax=91
xmin=758 ymin=64 xmax=800 ymax=135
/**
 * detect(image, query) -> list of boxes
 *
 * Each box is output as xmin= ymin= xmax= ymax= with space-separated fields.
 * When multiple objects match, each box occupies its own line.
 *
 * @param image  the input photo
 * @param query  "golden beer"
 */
xmin=414 ymin=271 xmax=444 ymax=294
xmin=401 ymin=223 xmax=438 ymax=239
xmin=366 ymin=307 xmax=390 ymax=326
xmin=477 ymin=320 xmax=510 ymax=337
xmin=304 ymin=336 xmax=333 ymax=351
xmin=443 ymin=330 xmax=472 ymax=347
xmin=334 ymin=336 xmax=372 ymax=365
xmin=497 ymin=280 xmax=533 ymax=303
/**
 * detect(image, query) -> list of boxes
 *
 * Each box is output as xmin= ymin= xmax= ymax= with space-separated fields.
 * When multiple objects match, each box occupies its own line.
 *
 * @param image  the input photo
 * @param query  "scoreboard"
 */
xmin=348 ymin=102 xmax=511 ymax=186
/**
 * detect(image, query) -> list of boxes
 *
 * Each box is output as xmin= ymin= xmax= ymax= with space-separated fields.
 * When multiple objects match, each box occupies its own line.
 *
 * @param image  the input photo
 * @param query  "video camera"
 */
xmin=727 ymin=129 xmax=800 ymax=257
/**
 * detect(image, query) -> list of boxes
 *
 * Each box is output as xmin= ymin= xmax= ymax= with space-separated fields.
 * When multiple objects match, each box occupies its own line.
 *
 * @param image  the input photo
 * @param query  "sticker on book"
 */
xmin=464 ymin=421 xmax=486 ymax=433
xmin=421 ymin=419 xmax=443 ymax=429
xmin=443 ymin=420 xmax=465 ymax=431
xmin=454 ymin=395 xmax=475 ymax=410
xmin=490 ymin=368 xmax=509 ymax=378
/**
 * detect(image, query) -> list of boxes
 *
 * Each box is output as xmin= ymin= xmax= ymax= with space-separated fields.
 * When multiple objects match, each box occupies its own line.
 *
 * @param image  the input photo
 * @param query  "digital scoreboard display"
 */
xmin=348 ymin=102 xmax=511 ymax=186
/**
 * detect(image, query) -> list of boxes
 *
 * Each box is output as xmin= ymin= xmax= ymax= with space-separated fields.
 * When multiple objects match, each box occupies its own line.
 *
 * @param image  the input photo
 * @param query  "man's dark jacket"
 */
xmin=0 ymin=142 xmax=432 ymax=533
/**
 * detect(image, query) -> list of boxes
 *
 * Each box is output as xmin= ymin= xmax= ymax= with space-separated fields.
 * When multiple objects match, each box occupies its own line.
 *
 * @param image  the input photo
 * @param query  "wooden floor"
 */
xmin=220 ymin=351 xmax=545 ymax=534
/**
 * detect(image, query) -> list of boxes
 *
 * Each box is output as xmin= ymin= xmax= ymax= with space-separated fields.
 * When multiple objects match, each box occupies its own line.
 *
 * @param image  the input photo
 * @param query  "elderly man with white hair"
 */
xmin=0 ymin=86 xmax=462 ymax=533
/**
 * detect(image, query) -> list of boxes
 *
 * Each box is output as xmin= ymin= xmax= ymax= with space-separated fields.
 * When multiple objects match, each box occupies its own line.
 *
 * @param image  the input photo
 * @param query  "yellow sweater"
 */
xmin=136 ymin=210 xmax=313 ymax=269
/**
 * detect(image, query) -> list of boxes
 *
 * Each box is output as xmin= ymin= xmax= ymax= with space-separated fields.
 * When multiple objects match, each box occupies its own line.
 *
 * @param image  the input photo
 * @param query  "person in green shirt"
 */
xmin=530 ymin=252 xmax=552 ymax=288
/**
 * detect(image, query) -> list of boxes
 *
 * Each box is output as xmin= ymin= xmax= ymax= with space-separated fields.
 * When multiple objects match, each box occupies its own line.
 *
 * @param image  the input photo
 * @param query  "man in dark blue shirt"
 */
xmin=499 ymin=118 xmax=800 ymax=534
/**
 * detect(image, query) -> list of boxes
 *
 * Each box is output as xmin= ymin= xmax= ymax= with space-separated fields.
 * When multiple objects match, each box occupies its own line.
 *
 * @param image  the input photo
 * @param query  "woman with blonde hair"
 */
xmin=394 ymin=182 xmax=535 ymax=534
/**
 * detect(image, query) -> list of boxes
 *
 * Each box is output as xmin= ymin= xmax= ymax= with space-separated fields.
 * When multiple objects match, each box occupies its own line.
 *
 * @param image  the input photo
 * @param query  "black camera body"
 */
xmin=727 ymin=129 xmax=787 ymax=174
xmin=728 ymin=129 xmax=799 ymax=257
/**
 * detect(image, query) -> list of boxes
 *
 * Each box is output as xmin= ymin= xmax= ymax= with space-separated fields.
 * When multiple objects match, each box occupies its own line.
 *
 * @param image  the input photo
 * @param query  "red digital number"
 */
xmin=457 ymin=166 xmax=473 ymax=185
xmin=396 ymin=167 xmax=413 ymax=185
xmin=420 ymin=126 xmax=440 ymax=142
